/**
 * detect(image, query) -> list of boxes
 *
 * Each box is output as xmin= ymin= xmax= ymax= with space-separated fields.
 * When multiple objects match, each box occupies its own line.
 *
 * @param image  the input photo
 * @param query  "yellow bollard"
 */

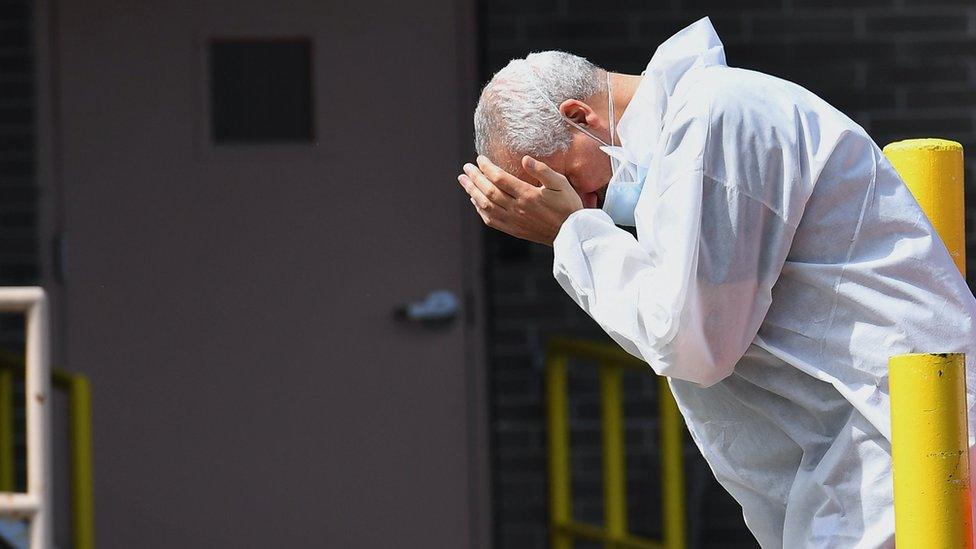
xmin=889 ymin=354 xmax=973 ymax=548
xmin=883 ymin=139 xmax=966 ymax=275
xmin=884 ymin=138 xmax=972 ymax=547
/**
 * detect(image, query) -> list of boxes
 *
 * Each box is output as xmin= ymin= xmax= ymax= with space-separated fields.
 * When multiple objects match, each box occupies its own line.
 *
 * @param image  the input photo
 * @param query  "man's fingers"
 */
xmin=477 ymin=155 xmax=539 ymax=195
xmin=470 ymin=197 xmax=515 ymax=234
xmin=521 ymin=155 xmax=570 ymax=190
xmin=470 ymin=197 xmax=491 ymax=224
xmin=458 ymin=174 xmax=498 ymax=211
xmin=463 ymin=163 xmax=513 ymax=208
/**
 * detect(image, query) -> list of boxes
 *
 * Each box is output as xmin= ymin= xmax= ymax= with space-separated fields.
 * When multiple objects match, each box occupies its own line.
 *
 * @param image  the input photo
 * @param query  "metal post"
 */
xmin=659 ymin=378 xmax=686 ymax=549
xmin=24 ymin=290 xmax=51 ymax=549
xmin=889 ymin=353 xmax=972 ymax=548
xmin=600 ymin=363 xmax=626 ymax=544
xmin=883 ymin=139 xmax=966 ymax=275
xmin=50 ymin=370 xmax=94 ymax=549
xmin=71 ymin=375 xmax=94 ymax=549
xmin=546 ymin=354 xmax=572 ymax=549
xmin=0 ymin=287 xmax=51 ymax=549
xmin=883 ymin=139 xmax=972 ymax=548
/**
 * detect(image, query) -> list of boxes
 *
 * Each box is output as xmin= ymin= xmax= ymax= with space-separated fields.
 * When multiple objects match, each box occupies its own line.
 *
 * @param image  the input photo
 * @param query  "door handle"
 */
xmin=394 ymin=290 xmax=460 ymax=326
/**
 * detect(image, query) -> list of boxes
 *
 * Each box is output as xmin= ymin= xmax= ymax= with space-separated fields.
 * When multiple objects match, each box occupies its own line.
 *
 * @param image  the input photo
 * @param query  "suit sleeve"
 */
xmin=552 ymin=95 xmax=799 ymax=387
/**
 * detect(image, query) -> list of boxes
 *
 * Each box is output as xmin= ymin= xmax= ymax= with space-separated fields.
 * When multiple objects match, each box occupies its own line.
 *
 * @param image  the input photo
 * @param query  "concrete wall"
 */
xmin=480 ymin=1 xmax=976 ymax=547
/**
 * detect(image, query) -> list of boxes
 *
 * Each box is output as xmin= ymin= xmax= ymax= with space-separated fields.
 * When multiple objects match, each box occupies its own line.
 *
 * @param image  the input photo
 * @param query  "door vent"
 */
xmin=209 ymin=39 xmax=314 ymax=143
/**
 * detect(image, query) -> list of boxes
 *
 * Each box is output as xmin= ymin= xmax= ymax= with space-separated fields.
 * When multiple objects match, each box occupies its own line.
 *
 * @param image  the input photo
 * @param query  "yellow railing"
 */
xmin=0 ymin=367 xmax=13 ymax=492
xmin=0 ymin=349 xmax=94 ymax=549
xmin=546 ymin=338 xmax=686 ymax=549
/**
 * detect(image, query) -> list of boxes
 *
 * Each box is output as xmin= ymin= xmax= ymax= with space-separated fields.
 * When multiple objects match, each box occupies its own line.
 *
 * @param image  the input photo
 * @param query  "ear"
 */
xmin=558 ymin=99 xmax=601 ymax=128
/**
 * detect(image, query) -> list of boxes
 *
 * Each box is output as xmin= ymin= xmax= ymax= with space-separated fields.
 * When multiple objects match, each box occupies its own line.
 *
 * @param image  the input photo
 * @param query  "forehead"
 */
xmin=489 ymin=147 xmax=523 ymax=174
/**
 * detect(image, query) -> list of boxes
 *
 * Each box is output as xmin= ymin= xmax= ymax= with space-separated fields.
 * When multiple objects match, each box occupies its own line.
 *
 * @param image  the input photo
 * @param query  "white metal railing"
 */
xmin=0 ymin=287 xmax=51 ymax=548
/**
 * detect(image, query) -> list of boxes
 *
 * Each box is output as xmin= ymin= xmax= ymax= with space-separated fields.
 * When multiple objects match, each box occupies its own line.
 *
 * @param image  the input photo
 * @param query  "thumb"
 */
xmin=522 ymin=156 xmax=571 ymax=190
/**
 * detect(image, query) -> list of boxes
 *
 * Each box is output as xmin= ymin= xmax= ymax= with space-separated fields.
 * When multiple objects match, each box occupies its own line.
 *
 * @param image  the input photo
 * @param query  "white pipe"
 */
xmin=0 ymin=493 xmax=39 ymax=515
xmin=0 ymin=288 xmax=47 ymax=312
xmin=26 ymin=291 xmax=51 ymax=548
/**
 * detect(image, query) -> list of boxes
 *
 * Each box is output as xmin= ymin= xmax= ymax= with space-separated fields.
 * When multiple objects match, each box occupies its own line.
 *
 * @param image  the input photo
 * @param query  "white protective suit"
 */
xmin=552 ymin=17 xmax=976 ymax=548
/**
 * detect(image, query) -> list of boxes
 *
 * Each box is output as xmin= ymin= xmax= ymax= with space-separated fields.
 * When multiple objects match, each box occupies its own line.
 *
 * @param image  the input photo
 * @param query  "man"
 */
xmin=458 ymin=17 xmax=976 ymax=548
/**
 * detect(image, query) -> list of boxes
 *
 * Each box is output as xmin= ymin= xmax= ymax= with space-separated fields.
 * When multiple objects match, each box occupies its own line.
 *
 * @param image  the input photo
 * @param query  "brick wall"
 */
xmin=0 ymin=1 xmax=36 ymax=289
xmin=480 ymin=1 xmax=976 ymax=547
xmin=0 ymin=0 xmax=37 ymax=492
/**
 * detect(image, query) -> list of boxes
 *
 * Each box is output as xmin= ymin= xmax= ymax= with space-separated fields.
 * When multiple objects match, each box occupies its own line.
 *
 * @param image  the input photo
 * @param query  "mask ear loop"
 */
xmin=527 ymin=64 xmax=611 ymax=148
xmin=607 ymin=70 xmax=615 ymax=148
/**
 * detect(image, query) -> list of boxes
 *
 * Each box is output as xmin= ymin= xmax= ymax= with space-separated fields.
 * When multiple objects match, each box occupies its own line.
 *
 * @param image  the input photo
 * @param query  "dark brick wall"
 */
xmin=480 ymin=2 xmax=976 ymax=548
xmin=0 ymin=0 xmax=36 ymax=289
xmin=0 ymin=0 xmax=37 ymax=492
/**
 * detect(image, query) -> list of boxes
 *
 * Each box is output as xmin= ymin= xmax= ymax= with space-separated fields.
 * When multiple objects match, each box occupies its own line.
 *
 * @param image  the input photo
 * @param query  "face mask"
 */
xmin=530 ymin=69 xmax=647 ymax=226
xmin=598 ymin=74 xmax=647 ymax=226
xmin=599 ymin=145 xmax=647 ymax=227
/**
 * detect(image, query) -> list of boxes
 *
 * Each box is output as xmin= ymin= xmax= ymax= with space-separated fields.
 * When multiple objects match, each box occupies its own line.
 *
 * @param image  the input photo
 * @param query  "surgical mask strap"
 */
xmin=607 ymin=71 xmax=615 ymax=147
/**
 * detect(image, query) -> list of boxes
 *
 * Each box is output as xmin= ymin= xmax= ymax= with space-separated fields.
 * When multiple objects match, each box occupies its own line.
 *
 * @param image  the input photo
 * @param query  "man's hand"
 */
xmin=458 ymin=155 xmax=583 ymax=246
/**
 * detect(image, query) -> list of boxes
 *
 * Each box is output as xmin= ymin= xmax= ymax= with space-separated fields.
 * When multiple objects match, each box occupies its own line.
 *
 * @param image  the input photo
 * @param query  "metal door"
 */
xmin=39 ymin=0 xmax=486 ymax=546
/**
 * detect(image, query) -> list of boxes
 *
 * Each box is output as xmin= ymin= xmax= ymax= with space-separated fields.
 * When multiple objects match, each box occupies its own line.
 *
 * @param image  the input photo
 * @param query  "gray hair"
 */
xmin=474 ymin=51 xmax=606 ymax=163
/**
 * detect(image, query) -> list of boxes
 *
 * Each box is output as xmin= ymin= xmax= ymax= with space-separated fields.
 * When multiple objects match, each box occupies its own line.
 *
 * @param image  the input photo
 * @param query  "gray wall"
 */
xmin=480 ymin=1 xmax=976 ymax=548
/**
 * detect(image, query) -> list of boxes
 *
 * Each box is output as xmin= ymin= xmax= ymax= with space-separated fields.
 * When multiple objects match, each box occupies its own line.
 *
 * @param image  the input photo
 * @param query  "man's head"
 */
xmin=474 ymin=52 xmax=614 ymax=209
